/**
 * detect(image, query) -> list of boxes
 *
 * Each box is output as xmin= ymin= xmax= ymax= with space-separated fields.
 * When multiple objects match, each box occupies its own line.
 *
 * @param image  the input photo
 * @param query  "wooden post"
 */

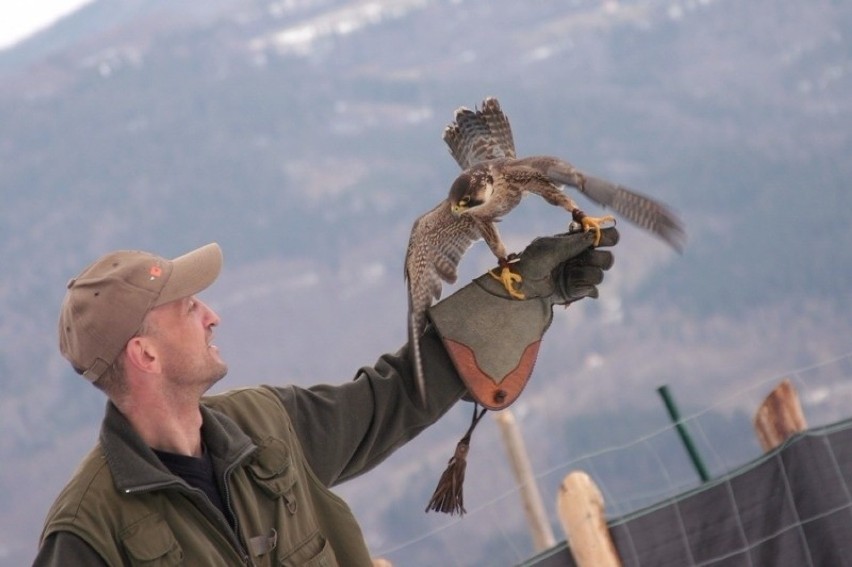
xmin=753 ymin=378 xmax=808 ymax=452
xmin=557 ymin=471 xmax=622 ymax=567
xmin=493 ymin=409 xmax=556 ymax=552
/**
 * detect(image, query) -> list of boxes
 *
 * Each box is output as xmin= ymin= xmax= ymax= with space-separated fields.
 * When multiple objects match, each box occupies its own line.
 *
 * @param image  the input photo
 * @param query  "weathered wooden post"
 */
xmin=493 ymin=409 xmax=556 ymax=552
xmin=753 ymin=378 xmax=808 ymax=451
xmin=557 ymin=471 xmax=622 ymax=566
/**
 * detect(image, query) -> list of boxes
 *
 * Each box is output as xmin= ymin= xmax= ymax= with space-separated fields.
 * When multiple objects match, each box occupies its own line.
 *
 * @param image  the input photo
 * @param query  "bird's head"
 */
xmin=449 ymin=168 xmax=492 ymax=216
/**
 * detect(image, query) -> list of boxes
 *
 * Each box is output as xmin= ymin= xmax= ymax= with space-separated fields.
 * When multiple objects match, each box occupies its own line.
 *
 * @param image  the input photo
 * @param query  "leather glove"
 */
xmin=428 ymin=226 xmax=617 ymax=410
xmin=425 ymin=226 xmax=618 ymax=516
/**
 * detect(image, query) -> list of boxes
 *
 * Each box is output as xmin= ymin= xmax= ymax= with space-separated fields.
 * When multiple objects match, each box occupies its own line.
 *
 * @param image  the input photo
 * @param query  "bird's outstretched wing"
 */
xmin=531 ymin=156 xmax=687 ymax=252
xmin=443 ymin=97 xmax=516 ymax=170
xmin=405 ymin=201 xmax=481 ymax=404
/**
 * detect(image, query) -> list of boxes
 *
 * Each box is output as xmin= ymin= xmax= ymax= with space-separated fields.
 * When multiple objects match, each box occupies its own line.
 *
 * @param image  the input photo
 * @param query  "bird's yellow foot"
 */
xmin=489 ymin=259 xmax=525 ymax=299
xmin=575 ymin=212 xmax=616 ymax=245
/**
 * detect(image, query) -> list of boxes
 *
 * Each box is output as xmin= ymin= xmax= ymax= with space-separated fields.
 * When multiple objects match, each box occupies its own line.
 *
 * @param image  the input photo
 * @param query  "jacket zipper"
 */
xmin=222 ymin=443 xmax=258 ymax=565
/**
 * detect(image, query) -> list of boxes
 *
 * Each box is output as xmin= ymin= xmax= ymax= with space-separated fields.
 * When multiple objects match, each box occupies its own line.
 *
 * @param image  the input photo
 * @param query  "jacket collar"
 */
xmin=100 ymin=400 xmax=257 ymax=493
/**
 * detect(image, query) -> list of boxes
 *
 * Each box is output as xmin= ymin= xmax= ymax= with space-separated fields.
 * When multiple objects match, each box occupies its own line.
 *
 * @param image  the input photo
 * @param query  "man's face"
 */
xmin=143 ymin=295 xmax=228 ymax=393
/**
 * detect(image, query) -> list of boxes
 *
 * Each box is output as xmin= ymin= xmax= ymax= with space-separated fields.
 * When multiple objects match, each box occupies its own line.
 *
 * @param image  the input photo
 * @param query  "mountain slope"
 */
xmin=1 ymin=0 xmax=850 ymax=564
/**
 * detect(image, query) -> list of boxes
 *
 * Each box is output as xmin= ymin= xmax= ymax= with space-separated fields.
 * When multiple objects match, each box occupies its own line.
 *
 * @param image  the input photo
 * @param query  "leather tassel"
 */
xmin=426 ymin=404 xmax=487 ymax=515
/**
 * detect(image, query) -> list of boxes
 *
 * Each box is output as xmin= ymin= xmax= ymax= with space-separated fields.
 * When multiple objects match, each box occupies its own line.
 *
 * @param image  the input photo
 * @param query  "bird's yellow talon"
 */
xmin=489 ymin=266 xmax=525 ymax=299
xmin=580 ymin=215 xmax=616 ymax=245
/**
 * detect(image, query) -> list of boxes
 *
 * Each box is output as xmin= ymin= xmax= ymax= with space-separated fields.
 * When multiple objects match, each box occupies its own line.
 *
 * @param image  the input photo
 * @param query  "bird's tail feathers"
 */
xmin=444 ymin=97 xmax=516 ymax=169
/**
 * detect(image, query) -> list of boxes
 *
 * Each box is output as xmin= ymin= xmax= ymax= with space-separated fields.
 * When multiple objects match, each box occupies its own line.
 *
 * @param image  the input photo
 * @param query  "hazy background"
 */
xmin=1 ymin=0 xmax=850 ymax=565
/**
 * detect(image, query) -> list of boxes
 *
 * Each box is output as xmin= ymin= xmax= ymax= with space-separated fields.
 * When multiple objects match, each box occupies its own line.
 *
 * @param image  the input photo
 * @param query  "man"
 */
xmin=34 ymin=227 xmax=617 ymax=566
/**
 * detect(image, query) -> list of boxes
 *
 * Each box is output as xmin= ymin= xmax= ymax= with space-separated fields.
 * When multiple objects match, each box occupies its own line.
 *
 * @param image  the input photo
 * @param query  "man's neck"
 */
xmin=118 ymin=395 xmax=205 ymax=457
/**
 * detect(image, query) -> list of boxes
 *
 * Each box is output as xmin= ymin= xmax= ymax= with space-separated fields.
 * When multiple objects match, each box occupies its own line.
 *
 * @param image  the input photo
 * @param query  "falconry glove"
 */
xmin=425 ymin=226 xmax=617 ymax=515
xmin=429 ymin=225 xmax=617 ymax=410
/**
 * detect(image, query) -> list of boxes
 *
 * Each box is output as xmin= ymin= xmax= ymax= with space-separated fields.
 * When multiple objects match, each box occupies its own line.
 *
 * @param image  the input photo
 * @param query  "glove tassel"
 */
xmin=425 ymin=403 xmax=488 ymax=515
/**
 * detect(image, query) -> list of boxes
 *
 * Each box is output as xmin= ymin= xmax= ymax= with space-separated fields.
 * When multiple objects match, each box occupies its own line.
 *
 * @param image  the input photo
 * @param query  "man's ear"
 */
xmin=124 ymin=336 xmax=159 ymax=374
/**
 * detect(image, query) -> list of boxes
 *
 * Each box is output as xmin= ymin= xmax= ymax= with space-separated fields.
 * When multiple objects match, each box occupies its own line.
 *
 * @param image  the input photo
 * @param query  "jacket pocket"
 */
xmin=279 ymin=532 xmax=337 ymax=567
xmin=244 ymin=437 xmax=338 ymax=565
xmin=248 ymin=436 xmax=298 ymax=515
xmin=120 ymin=513 xmax=183 ymax=566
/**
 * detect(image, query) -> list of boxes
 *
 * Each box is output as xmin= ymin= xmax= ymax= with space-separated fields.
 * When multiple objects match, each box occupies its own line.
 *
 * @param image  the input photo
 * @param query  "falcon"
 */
xmin=404 ymin=97 xmax=685 ymax=404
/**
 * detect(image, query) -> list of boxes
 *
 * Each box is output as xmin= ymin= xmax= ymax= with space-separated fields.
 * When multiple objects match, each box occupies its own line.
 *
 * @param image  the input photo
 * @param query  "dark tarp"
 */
xmin=522 ymin=418 xmax=852 ymax=567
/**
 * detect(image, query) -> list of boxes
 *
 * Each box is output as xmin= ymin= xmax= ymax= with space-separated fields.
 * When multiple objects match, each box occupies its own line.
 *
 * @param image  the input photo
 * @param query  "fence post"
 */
xmin=657 ymin=384 xmax=710 ymax=482
xmin=753 ymin=378 xmax=808 ymax=452
xmin=557 ymin=471 xmax=622 ymax=567
xmin=494 ymin=409 xmax=556 ymax=551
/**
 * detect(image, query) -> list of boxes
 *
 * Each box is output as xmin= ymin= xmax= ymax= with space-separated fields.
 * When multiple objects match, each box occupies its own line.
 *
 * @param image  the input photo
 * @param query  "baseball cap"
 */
xmin=59 ymin=243 xmax=223 ymax=381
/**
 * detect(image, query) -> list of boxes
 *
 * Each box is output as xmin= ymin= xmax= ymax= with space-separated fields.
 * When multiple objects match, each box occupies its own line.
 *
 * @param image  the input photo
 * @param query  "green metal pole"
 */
xmin=657 ymin=385 xmax=710 ymax=483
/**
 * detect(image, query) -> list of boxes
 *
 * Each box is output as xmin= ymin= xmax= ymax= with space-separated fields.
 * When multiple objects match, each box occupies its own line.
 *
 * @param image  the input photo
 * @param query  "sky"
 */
xmin=0 ymin=0 xmax=93 ymax=50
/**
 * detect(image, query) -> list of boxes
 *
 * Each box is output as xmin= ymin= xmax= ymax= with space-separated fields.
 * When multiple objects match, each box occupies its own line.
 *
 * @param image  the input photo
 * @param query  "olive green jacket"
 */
xmin=36 ymin=336 xmax=465 ymax=566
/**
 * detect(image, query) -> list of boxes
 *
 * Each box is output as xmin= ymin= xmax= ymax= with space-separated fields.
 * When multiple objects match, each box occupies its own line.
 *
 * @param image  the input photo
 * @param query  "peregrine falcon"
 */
xmin=404 ymin=97 xmax=685 ymax=405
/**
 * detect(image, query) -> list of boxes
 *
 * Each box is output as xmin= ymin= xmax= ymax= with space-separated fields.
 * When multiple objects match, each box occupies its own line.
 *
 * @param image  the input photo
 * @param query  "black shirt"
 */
xmin=152 ymin=445 xmax=232 ymax=527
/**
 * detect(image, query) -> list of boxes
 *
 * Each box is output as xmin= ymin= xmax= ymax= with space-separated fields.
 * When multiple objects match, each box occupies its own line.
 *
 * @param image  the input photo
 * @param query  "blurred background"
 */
xmin=1 ymin=0 xmax=850 ymax=565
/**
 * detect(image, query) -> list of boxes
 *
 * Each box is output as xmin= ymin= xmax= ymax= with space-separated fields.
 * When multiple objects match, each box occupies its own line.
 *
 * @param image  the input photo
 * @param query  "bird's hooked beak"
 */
xmin=451 ymin=202 xmax=467 ymax=216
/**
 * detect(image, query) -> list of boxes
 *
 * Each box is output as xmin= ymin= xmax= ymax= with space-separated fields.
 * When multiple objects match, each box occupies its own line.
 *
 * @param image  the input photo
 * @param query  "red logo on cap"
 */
xmin=149 ymin=265 xmax=163 ymax=279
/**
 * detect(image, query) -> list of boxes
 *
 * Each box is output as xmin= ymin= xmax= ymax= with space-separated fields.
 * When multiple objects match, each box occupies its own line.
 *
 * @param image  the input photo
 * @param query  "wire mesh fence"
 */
xmin=373 ymin=351 xmax=852 ymax=566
